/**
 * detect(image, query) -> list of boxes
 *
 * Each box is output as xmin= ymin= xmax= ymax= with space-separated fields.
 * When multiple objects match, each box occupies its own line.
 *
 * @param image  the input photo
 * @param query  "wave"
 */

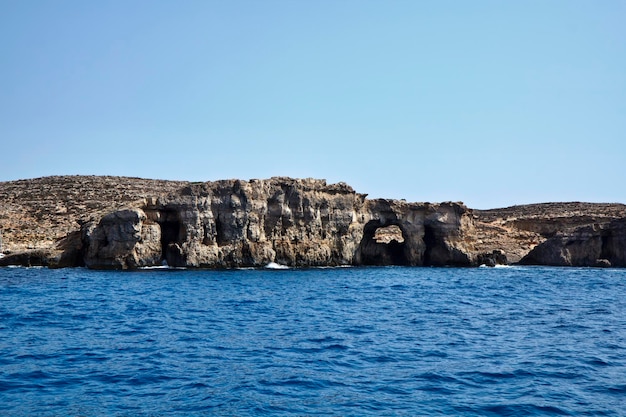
xmin=478 ymin=264 xmax=514 ymax=268
xmin=265 ymin=262 xmax=290 ymax=270
xmin=313 ymin=265 xmax=353 ymax=269
xmin=138 ymin=264 xmax=187 ymax=271
xmin=5 ymin=265 xmax=45 ymax=269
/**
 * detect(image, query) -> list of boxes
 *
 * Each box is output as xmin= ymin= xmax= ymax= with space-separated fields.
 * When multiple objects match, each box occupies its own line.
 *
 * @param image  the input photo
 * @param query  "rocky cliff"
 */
xmin=79 ymin=178 xmax=477 ymax=269
xmin=1 ymin=176 xmax=625 ymax=269
xmin=473 ymin=203 xmax=626 ymax=267
xmin=518 ymin=218 xmax=626 ymax=267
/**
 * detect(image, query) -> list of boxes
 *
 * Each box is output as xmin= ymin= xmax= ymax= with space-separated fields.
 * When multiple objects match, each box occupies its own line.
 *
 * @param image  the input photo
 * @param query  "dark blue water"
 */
xmin=1 ymin=266 xmax=625 ymax=416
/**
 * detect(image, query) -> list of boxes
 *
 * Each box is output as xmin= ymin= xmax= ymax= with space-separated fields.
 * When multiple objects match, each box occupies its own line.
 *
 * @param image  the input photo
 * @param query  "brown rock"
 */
xmin=76 ymin=178 xmax=476 ymax=269
xmin=2 ymin=176 xmax=626 ymax=269
xmin=83 ymin=208 xmax=162 ymax=269
xmin=519 ymin=218 xmax=626 ymax=267
xmin=473 ymin=202 xmax=626 ymax=264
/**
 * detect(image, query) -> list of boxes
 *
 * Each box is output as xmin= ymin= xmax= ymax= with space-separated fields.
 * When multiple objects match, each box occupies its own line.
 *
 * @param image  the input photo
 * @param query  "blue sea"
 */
xmin=1 ymin=266 xmax=625 ymax=416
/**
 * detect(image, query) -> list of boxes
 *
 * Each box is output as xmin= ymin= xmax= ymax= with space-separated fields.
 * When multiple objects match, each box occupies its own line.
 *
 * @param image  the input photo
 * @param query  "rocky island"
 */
xmin=1 ymin=176 xmax=625 ymax=269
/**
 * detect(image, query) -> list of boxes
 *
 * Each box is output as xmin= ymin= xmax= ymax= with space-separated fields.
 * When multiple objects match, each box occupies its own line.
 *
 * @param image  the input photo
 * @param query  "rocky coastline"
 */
xmin=1 ymin=176 xmax=625 ymax=269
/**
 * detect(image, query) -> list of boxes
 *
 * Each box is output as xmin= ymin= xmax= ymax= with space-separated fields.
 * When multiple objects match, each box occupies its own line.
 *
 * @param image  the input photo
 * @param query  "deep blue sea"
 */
xmin=1 ymin=266 xmax=625 ymax=416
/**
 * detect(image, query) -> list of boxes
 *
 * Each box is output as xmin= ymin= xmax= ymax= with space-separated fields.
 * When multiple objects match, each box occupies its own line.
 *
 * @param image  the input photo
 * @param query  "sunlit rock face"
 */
xmin=353 ymin=199 xmax=475 ymax=267
xmin=80 ymin=178 xmax=477 ymax=269
xmin=82 ymin=208 xmax=162 ymax=269
xmin=4 ymin=176 xmax=625 ymax=270
xmin=472 ymin=202 xmax=626 ymax=264
xmin=137 ymin=178 xmax=368 ymax=268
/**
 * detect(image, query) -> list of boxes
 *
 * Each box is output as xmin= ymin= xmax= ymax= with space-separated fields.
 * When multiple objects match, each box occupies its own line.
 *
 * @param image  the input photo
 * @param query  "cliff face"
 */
xmin=518 ymin=218 xmax=626 ymax=267
xmin=355 ymin=199 xmax=475 ymax=267
xmin=79 ymin=178 xmax=476 ymax=269
xmin=83 ymin=178 xmax=365 ymax=269
xmin=1 ymin=176 xmax=625 ymax=269
xmin=0 ymin=175 xmax=188 ymax=253
xmin=473 ymin=202 xmax=626 ymax=265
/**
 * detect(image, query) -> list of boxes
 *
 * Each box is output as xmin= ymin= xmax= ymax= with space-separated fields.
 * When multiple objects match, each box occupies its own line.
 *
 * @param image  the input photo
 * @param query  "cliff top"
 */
xmin=474 ymin=202 xmax=626 ymax=222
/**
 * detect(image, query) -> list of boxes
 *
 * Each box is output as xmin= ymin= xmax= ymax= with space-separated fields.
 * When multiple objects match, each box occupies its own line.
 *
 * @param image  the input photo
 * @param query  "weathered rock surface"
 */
xmin=82 ymin=178 xmax=366 ymax=269
xmin=1 ymin=176 xmax=625 ymax=269
xmin=82 ymin=208 xmax=162 ymax=269
xmin=473 ymin=202 xmax=626 ymax=264
xmin=354 ymin=199 xmax=475 ymax=267
xmin=0 ymin=175 xmax=188 ymax=253
xmin=79 ymin=178 xmax=476 ymax=269
xmin=519 ymin=218 xmax=626 ymax=267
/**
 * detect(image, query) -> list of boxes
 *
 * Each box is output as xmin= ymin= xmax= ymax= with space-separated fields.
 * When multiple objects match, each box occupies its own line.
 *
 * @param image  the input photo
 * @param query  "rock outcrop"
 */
xmin=82 ymin=178 xmax=365 ymax=268
xmin=82 ymin=208 xmax=162 ymax=269
xmin=354 ymin=199 xmax=475 ymax=267
xmin=1 ymin=176 xmax=625 ymax=269
xmin=78 ymin=178 xmax=477 ymax=269
xmin=519 ymin=218 xmax=626 ymax=267
xmin=0 ymin=175 xmax=188 ymax=253
xmin=472 ymin=202 xmax=626 ymax=264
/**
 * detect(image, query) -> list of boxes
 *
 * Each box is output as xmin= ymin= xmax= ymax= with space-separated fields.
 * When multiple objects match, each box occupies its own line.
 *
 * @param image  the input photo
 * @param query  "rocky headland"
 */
xmin=1 ymin=176 xmax=625 ymax=269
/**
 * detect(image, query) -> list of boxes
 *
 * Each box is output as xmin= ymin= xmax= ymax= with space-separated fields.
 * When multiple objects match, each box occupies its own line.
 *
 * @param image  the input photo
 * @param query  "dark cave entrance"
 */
xmin=356 ymin=221 xmax=410 ymax=266
xmin=422 ymin=224 xmax=437 ymax=266
xmin=157 ymin=210 xmax=184 ymax=266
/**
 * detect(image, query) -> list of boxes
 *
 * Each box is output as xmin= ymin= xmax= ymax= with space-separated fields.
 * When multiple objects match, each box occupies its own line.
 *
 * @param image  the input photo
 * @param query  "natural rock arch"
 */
xmin=354 ymin=220 xmax=411 ymax=266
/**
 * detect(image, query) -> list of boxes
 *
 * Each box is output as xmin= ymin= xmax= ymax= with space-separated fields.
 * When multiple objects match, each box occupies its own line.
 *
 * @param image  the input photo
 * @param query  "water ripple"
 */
xmin=1 ymin=266 xmax=625 ymax=416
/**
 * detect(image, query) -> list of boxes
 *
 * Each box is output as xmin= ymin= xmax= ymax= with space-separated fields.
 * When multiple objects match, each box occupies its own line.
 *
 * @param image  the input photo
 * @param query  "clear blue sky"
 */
xmin=1 ymin=1 xmax=624 ymax=208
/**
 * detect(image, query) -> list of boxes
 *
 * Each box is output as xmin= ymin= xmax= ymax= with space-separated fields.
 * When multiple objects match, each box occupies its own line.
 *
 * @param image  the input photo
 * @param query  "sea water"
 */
xmin=1 ymin=266 xmax=625 ymax=416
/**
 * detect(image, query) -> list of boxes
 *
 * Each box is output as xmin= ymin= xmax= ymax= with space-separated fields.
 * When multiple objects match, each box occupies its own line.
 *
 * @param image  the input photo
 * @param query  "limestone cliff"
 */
xmin=518 ymin=218 xmax=626 ymax=267
xmin=1 ymin=176 xmax=625 ymax=269
xmin=355 ymin=199 xmax=475 ymax=267
xmin=79 ymin=178 xmax=476 ymax=269
xmin=473 ymin=202 xmax=626 ymax=266
xmin=82 ymin=178 xmax=365 ymax=269
xmin=0 ymin=175 xmax=187 ymax=253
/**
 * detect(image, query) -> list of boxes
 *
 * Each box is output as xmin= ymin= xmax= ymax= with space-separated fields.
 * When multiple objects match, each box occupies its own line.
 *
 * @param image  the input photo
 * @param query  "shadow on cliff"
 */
xmin=158 ymin=209 xmax=186 ymax=266
xmin=355 ymin=221 xmax=411 ymax=266
xmin=354 ymin=217 xmax=473 ymax=267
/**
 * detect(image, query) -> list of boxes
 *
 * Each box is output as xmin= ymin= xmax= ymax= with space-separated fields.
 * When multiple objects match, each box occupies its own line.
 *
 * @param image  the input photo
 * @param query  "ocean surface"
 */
xmin=1 ymin=266 xmax=625 ymax=416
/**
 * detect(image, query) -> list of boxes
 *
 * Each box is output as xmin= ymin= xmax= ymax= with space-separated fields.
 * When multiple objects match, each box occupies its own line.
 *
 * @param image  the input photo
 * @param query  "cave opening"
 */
xmin=422 ymin=224 xmax=437 ymax=266
xmin=215 ymin=214 xmax=228 ymax=246
xmin=157 ymin=210 xmax=183 ymax=266
xmin=356 ymin=221 xmax=409 ymax=266
xmin=600 ymin=233 xmax=612 ymax=261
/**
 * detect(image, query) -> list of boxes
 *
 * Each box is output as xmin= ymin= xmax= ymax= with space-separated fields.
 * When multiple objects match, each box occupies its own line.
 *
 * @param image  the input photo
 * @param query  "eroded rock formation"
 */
xmin=473 ymin=202 xmax=626 ymax=267
xmin=78 ymin=178 xmax=477 ymax=269
xmin=82 ymin=178 xmax=366 ymax=269
xmin=1 ymin=176 xmax=625 ymax=269
xmin=519 ymin=218 xmax=626 ymax=267
xmin=0 ymin=175 xmax=187 ymax=253
xmin=82 ymin=208 xmax=162 ymax=269
xmin=354 ymin=199 xmax=475 ymax=267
